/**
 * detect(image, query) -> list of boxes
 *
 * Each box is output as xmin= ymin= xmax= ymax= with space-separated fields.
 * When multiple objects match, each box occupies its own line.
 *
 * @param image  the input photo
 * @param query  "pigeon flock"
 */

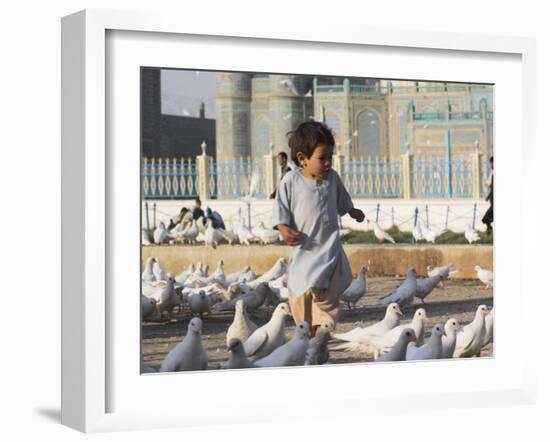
xmin=144 ymin=215 xmax=283 ymax=248
xmin=144 ymin=214 xmax=488 ymax=247
xmin=142 ymin=255 xmax=494 ymax=373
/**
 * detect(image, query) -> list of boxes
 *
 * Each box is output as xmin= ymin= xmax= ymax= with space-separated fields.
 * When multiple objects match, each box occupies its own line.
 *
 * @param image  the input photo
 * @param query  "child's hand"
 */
xmin=276 ymin=224 xmax=301 ymax=246
xmin=348 ymin=208 xmax=365 ymax=223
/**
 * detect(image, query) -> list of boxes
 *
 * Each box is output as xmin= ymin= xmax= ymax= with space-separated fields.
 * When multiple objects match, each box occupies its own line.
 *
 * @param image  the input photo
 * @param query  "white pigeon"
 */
xmin=255 ymin=221 xmax=280 ymax=245
xmin=474 ymin=265 xmax=493 ymax=288
xmin=421 ymin=223 xmax=445 ymax=243
xmin=481 ymin=307 xmax=494 ymax=349
xmin=181 ymin=283 xmax=230 ymax=305
xmin=333 ymin=302 xmax=403 ymax=343
xmin=218 ymin=228 xmax=239 ymax=245
xmin=243 ymin=302 xmax=291 ymax=361
xmin=304 ymin=322 xmax=334 ymax=365
xmin=366 ymin=308 xmax=428 ymax=357
xmin=341 ymin=265 xmax=368 ymax=310
xmin=194 ymin=261 xmax=208 ymax=278
xmin=236 ymin=221 xmax=260 ymax=245
xmin=225 ymin=338 xmax=257 ymax=369
xmin=204 ymin=218 xmax=225 ymax=249
xmin=175 ymin=263 xmax=195 ymax=285
xmin=376 ymin=268 xmax=417 ymax=306
xmin=375 ymin=329 xmax=416 ymax=362
xmin=226 ymin=299 xmax=258 ymax=346
xmin=464 ymin=225 xmax=480 ymax=244
xmin=212 ymin=283 xmax=270 ymax=312
xmin=247 ymin=258 xmax=287 ymax=289
xmin=152 ymin=257 xmax=166 ymax=282
xmin=226 ymin=266 xmax=251 ymax=285
xmin=172 ymin=221 xmax=191 ymax=243
xmin=157 ymin=274 xmax=180 ymax=318
xmin=453 ymin=305 xmax=490 ymax=358
xmin=371 ymin=220 xmax=396 ymax=244
xmin=142 ymin=256 xmax=157 ymax=284
xmin=153 ymin=222 xmax=170 ymax=244
xmin=427 ymin=263 xmax=457 ymax=280
xmin=406 ymin=323 xmax=446 ymax=360
xmin=183 ymin=219 xmax=199 ymax=244
xmin=267 ymin=274 xmax=288 ymax=305
xmin=142 ymin=229 xmax=151 ymax=245
xmin=159 ymin=317 xmax=208 ymax=372
xmin=207 ymin=260 xmax=227 ymax=287
xmin=141 ymin=294 xmax=158 ymax=320
xmin=255 ymin=321 xmax=310 ymax=367
xmin=169 ymin=216 xmax=186 ymax=235
xmin=280 ymin=78 xmax=299 ymax=96
xmin=412 ymin=222 xmax=423 ymax=242
xmin=441 ymin=318 xmax=461 ymax=359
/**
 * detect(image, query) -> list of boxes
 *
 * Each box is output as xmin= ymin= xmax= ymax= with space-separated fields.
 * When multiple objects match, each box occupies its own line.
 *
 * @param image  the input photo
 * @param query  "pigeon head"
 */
xmin=477 ymin=305 xmax=489 ymax=316
xmin=445 ymin=318 xmax=460 ymax=333
xmin=415 ymin=308 xmax=428 ymax=321
xmin=407 ymin=268 xmax=417 ymax=277
xmin=318 ymin=322 xmax=334 ymax=333
xmin=166 ymin=274 xmax=176 ymax=285
xmin=474 ymin=265 xmax=481 ymax=272
xmin=360 ymin=265 xmax=369 ymax=273
xmin=188 ymin=317 xmax=203 ymax=335
xmin=227 ymin=337 xmax=243 ymax=352
xmin=432 ymin=323 xmax=446 ymax=337
xmin=401 ymin=328 xmax=416 ymax=343
xmin=388 ymin=302 xmax=403 ymax=317
xmin=296 ymin=321 xmax=310 ymax=338
xmin=275 ymin=303 xmax=291 ymax=316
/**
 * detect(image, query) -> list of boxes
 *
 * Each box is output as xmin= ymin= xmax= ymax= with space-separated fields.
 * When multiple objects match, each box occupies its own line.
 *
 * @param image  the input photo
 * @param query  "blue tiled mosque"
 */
xmin=215 ymin=74 xmax=493 ymax=162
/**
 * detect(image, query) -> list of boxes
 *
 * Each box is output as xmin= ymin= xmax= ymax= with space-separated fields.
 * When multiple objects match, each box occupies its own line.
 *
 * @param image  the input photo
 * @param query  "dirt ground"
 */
xmin=142 ymin=276 xmax=494 ymax=371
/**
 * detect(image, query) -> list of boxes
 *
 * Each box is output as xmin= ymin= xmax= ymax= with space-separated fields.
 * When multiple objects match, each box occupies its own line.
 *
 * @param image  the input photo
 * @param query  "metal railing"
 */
xmin=143 ymin=155 xmax=491 ymax=200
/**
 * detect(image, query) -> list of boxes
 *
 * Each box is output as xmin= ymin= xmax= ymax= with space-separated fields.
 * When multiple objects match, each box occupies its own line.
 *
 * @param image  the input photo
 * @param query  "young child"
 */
xmin=272 ymin=121 xmax=365 ymax=335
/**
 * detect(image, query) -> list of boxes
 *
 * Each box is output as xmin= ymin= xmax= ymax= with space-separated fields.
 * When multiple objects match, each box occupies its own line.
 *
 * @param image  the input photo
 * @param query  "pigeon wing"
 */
xmin=244 ymin=329 xmax=269 ymax=357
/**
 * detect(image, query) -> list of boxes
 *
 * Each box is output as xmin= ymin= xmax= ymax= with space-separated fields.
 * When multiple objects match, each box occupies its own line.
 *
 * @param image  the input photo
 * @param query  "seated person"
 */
xmin=192 ymin=197 xmax=205 ymax=222
xmin=205 ymin=206 xmax=226 ymax=230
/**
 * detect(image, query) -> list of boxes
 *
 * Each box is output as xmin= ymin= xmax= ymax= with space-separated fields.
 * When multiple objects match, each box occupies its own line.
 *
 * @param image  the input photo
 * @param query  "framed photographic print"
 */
xmin=62 ymin=9 xmax=537 ymax=433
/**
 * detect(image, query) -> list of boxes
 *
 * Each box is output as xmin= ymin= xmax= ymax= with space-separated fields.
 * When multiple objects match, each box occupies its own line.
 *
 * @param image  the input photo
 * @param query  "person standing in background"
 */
xmin=481 ymin=156 xmax=493 ymax=233
xmin=269 ymin=152 xmax=292 ymax=199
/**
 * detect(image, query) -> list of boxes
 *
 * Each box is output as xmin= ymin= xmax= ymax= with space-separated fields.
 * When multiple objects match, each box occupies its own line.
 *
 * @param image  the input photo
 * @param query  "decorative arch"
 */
xmin=356 ymin=108 xmax=383 ymax=159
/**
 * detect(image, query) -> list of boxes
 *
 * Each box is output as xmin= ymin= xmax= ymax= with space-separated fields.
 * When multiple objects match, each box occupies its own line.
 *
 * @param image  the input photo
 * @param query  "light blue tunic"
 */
xmin=272 ymin=169 xmax=353 ymax=297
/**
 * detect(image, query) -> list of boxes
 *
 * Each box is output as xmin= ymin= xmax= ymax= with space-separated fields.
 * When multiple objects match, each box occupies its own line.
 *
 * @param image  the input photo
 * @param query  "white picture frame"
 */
xmin=61 ymin=9 xmax=537 ymax=433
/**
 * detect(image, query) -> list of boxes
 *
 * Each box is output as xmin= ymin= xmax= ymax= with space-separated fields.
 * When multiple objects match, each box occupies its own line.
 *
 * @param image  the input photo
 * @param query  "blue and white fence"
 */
xmin=143 ymin=153 xmax=490 ymax=200
xmin=142 ymin=158 xmax=198 ymax=199
xmin=342 ymin=158 xmax=403 ymax=198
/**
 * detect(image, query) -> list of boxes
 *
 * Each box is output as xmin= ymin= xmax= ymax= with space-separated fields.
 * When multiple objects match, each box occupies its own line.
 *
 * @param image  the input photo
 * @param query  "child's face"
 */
xmin=300 ymin=144 xmax=333 ymax=179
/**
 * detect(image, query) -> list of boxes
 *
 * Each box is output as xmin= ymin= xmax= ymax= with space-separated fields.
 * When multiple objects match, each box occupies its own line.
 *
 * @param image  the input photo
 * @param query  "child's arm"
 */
xmin=272 ymin=175 xmax=301 ymax=246
xmin=276 ymin=224 xmax=301 ymax=246
xmin=348 ymin=207 xmax=365 ymax=222
xmin=335 ymin=171 xmax=365 ymax=223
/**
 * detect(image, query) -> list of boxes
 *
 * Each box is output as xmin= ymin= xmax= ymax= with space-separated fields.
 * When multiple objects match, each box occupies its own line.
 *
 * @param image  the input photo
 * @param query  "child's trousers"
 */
xmin=287 ymin=259 xmax=344 ymax=330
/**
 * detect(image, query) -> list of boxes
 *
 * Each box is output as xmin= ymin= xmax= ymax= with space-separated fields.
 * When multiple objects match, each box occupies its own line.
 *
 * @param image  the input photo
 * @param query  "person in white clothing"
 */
xmin=273 ymin=121 xmax=365 ymax=336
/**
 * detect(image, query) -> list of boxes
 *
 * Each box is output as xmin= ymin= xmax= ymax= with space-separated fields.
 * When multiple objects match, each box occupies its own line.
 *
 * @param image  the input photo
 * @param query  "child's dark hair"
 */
xmin=287 ymin=121 xmax=335 ymax=167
